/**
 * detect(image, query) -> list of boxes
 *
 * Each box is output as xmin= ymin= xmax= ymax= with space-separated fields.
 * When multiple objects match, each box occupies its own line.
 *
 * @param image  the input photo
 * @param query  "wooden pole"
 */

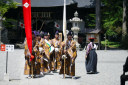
xmin=36 ymin=13 xmax=38 ymax=31
xmin=70 ymin=59 xmax=72 ymax=78
xmin=31 ymin=62 xmax=34 ymax=78
xmin=54 ymin=52 xmax=56 ymax=70
xmin=39 ymin=21 xmax=45 ymax=31
xmin=63 ymin=0 xmax=67 ymax=79
xmin=63 ymin=0 xmax=67 ymax=41
xmin=63 ymin=57 xmax=65 ymax=79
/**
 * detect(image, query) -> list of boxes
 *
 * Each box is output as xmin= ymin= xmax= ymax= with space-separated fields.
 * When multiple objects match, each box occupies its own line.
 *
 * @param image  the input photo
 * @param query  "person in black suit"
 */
xmin=120 ymin=56 xmax=128 ymax=85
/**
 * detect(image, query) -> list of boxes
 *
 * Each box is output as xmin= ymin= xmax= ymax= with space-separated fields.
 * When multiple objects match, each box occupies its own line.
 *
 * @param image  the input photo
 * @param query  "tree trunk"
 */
xmin=122 ymin=0 xmax=127 ymax=39
xmin=96 ymin=0 xmax=101 ymax=30
xmin=96 ymin=0 xmax=101 ymax=49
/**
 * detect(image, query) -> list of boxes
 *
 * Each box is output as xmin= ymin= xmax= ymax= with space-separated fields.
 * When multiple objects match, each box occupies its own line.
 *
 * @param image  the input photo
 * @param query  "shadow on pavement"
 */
xmin=9 ymin=79 xmax=21 ymax=81
xmin=87 ymin=71 xmax=100 ymax=75
xmin=74 ymin=76 xmax=81 ymax=79
xmin=65 ymin=76 xmax=81 ymax=80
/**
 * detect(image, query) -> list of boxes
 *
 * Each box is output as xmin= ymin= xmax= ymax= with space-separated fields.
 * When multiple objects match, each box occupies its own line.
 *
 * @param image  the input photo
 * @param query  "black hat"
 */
xmin=55 ymin=31 xmax=59 ymax=35
xmin=40 ymin=31 xmax=44 ymax=37
xmin=32 ymin=31 xmax=40 ymax=36
xmin=32 ymin=31 xmax=36 ymax=35
xmin=36 ymin=31 xmax=40 ymax=36
xmin=67 ymin=30 xmax=73 ymax=36
xmin=32 ymin=31 xmax=35 ymax=35
xmin=44 ymin=32 xmax=48 ymax=36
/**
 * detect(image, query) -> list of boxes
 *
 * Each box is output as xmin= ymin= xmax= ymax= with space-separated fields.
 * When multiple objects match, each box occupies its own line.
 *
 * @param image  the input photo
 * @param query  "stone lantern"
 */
xmin=70 ymin=11 xmax=82 ymax=50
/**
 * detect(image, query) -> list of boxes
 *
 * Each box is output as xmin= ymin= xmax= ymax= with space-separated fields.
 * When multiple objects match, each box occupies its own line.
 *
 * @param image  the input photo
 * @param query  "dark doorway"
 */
xmin=32 ymin=21 xmax=56 ymax=39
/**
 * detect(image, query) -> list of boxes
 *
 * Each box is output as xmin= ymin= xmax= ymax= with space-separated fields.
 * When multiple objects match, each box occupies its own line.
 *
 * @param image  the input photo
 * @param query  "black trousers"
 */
xmin=120 ymin=74 xmax=128 ymax=85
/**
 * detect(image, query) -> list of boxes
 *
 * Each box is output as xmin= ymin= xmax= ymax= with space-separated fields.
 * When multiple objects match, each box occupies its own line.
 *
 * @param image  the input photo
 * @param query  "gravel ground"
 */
xmin=0 ymin=49 xmax=128 ymax=85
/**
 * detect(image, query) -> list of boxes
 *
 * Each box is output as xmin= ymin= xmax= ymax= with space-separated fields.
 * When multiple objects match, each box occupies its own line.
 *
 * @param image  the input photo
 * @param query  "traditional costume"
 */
xmin=85 ymin=37 xmax=97 ymax=74
xmin=39 ymin=32 xmax=52 ymax=73
xmin=24 ymin=32 xmax=36 ymax=77
xmin=33 ymin=31 xmax=42 ymax=75
xmin=51 ymin=31 xmax=62 ymax=71
xmin=39 ymin=37 xmax=45 ymax=73
xmin=59 ymin=31 xmax=77 ymax=77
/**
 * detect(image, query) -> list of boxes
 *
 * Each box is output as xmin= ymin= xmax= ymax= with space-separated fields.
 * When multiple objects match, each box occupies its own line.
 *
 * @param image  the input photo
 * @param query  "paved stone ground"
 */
xmin=0 ymin=49 xmax=128 ymax=85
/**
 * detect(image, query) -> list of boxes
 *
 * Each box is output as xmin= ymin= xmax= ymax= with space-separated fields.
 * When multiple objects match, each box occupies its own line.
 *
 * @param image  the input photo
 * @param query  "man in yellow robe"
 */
xmin=24 ymin=32 xmax=36 ymax=78
xmin=38 ymin=35 xmax=45 ymax=74
xmin=51 ymin=31 xmax=62 ymax=72
xmin=39 ymin=32 xmax=52 ymax=73
xmin=33 ymin=32 xmax=42 ymax=75
xmin=59 ymin=31 xmax=77 ymax=78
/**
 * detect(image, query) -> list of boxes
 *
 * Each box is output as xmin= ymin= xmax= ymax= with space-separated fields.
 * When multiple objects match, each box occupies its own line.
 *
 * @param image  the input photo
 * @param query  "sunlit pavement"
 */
xmin=0 ymin=49 xmax=128 ymax=85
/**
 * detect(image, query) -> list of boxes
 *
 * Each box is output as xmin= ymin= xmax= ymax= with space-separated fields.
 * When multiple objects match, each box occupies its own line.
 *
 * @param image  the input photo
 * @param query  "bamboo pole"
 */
xmin=63 ymin=57 xmax=65 ymax=79
xmin=39 ymin=21 xmax=45 ymax=32
xmin=36 ymin=13 xmax=38 ymax=31
xmin=31 ymin=62 xmax=34 ymax=78
xmin=63 ymin=0 xmax=67 ymax=79
xmin=63 ymin=0 xmax=67 ymax=41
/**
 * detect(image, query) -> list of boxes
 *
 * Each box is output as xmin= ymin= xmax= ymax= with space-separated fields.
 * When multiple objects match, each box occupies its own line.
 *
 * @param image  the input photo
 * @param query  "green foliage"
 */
xmin=101 ymin=40 xmax=120 ymax=48
xmin=3 ymin=18 xmax=17 ymax=29
xmin=85 ymin=14 xmax=96 ymax=28
xmin=106 ymin=29 xmax=118 ymax=37
xmin=0 ymin=0 xmax=20 ymax=16
xmin=101 ymin=0 xmax=123 ymax=37
xmin=84 ymin=0 xmax=124 ymax=38
xmin=0 ymin=0 xmax=20 ymax=29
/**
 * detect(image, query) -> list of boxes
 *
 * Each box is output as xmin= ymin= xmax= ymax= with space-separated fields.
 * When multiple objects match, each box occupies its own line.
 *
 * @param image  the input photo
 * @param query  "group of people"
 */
xmin=23 ymin=29 xmax=128 ymax=84
xmin=24 ymin=30 xmax=77 ymax=79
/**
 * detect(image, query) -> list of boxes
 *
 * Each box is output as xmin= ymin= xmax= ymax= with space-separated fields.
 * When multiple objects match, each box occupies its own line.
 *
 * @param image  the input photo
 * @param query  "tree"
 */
xmin=84 ymin=14 xmax=96 ymax=28
xmin=0 ymin=0 xmax=19 ymax=44
xmin=0 ymin=0 xmax=19 ymax=16
xmin=122 ymin=0 xmax=127 ymax=39
xmin=96 ymin=0 xmax=101 ymax=30
xmin=120 ymin=0 xmax=128 ymax=49
xmin=101 ymin=0 xmax=123 ymax=40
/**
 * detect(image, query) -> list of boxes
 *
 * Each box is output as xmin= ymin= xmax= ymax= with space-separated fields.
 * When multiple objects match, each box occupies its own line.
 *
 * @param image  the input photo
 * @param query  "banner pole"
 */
xmin=64 ymin=58 xmax=65 ymax=79
xmin=31 ymin=62 xmax=34 ymax=78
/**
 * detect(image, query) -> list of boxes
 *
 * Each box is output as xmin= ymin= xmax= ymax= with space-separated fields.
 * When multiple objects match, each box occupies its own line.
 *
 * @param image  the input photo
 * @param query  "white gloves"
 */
xmin=43 ymin=58 xmax=48 ymax=62
xmin=62 ymin=55 xmax=67 ymax=59
xmin=39 ymin=47 xmax=43 ymax=52
xmin=55 ymin=48 xmax=59 ymax=52
xmin=26 ymin=51 xmax=31 ymax=56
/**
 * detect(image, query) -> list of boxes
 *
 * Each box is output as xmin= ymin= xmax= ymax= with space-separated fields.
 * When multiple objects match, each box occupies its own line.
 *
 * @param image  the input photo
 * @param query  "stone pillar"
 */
xmin=70 ymin=11 xmax=82 ymax=50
